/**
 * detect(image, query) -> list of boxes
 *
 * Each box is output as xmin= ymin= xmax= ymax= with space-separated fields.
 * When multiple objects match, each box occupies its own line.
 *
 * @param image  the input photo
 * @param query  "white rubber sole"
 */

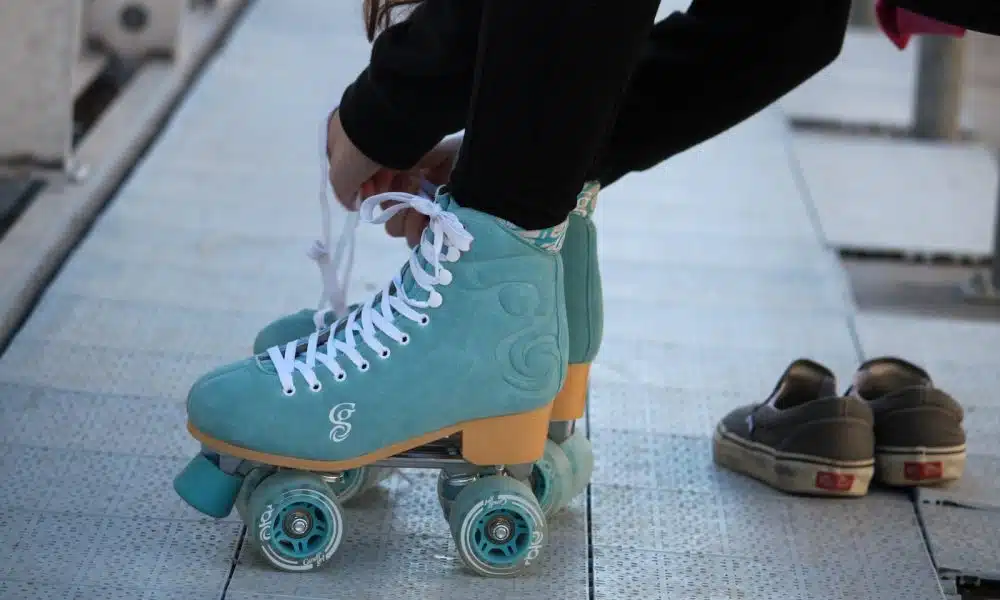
xmin=875 ymin=445 xmax=966 ymax=487
xmin=712 ymin=426 xmax=874 ymax=497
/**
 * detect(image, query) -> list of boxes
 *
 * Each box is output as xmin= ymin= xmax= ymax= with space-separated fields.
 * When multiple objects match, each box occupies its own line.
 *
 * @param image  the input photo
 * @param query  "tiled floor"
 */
xmin=1 ymin=1 xmax=997 ymax=598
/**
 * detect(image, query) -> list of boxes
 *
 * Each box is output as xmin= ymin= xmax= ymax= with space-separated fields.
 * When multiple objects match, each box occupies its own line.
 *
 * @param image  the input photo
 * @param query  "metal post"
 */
xmin=962 ymin=152 xmax=1000 ymax=303
xmin=912 ymin=36 xmax=965 ymax=140
xmin=991 ymin=154 xmax=1000 ymax=288
xmin=849 ymin=0 xmax=876 ymax=28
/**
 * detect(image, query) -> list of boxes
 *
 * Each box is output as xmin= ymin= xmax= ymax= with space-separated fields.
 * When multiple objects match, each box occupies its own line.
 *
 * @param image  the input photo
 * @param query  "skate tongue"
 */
xmin=314 ymin=193 xmax=459 ymax=353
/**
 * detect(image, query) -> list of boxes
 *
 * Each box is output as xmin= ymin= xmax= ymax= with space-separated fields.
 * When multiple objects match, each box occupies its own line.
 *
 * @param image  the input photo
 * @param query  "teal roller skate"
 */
xmin=174 ymin=189 xmax=569 ymax=577
xmin=253 ymin=182 xmax=604 ymax=519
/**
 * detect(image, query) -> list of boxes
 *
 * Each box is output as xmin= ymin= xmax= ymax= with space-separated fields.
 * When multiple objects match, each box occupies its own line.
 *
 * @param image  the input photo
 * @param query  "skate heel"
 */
xmin=461 ymin=401 xmax=554 ymax=466
xmin=550 ymin=363 xmax=590 ymax=421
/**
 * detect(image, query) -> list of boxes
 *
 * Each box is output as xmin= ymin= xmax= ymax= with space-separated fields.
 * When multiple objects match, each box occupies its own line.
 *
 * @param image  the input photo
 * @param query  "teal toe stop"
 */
xmin=174 ymin=454 xmax=244 ymax=518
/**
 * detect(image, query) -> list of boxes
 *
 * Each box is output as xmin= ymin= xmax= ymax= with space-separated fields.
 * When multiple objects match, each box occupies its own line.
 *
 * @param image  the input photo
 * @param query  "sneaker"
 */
xmin=846 ymin=357 xmax=966 ymax=486
xmin=713 ymin=359 xmax=875 ymax=497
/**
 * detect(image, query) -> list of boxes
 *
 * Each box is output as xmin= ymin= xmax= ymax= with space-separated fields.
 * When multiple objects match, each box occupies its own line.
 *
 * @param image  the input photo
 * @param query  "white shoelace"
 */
xmin=307 ymin=118 xmax=439 ymax=329
xmin=269 ymin=191 xmax=474 ymax=395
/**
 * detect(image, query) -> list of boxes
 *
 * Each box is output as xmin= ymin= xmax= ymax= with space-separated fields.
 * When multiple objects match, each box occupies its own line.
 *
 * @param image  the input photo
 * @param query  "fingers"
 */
xmin=404 ymin=210 xmax=428 ymax=248
xmin=383 ymin=204 xmax=405 ymax=238
xmin=381 ymin=207 xmax=428 ymax=249
xmin=360 ymin=171 xmax=421 ymax=200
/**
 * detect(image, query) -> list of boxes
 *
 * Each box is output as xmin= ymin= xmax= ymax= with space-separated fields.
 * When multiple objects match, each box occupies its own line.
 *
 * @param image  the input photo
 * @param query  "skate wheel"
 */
xmin=436 ymin=469 xmax=473 ymax=521
xmin=558 ymin=431 xmax=594 ymax=502
xmin=530 ymin=439 xmax=574 ymax=517
xmin=173 ymin=453 xmax=243 ymax=518
xmin=234 ymin=467 xmax=272 ymax=525
xmin=326 ymin=467 xmax=385 ymax=505
xmin=448 ymin=475 xmax=547 ymax=578
xmin=247 ymin=471 xmax=345 ymax=571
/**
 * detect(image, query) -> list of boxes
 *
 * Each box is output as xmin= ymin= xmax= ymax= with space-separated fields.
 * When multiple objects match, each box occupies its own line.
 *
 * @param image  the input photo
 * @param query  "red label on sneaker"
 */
xmin=903 ymin=461 xmax=943 ymax=481
xmin=815 ymin=472 xmax=855 ymax=491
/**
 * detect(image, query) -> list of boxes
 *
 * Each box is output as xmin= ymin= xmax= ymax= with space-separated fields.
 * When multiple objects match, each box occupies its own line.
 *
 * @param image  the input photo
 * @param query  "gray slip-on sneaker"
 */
xmin=713 ymin=359 xmax=875 ymax=497
xmin=846 ymin=357 xmax=966 ymax=487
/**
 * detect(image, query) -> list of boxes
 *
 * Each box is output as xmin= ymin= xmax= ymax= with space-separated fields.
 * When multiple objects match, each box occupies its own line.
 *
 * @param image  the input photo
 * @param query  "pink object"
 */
xmin=875 ymin=0 xmax=967 ymax=50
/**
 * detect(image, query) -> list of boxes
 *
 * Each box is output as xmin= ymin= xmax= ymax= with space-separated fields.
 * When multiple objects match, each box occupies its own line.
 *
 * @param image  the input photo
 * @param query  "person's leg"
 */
xmin=448 ymin=0 xmax=660 ymax=231
xmin=179 ymin=0 xmax=660 ymax=555
xmin=591 ymin=0 xmax=851 ymax=186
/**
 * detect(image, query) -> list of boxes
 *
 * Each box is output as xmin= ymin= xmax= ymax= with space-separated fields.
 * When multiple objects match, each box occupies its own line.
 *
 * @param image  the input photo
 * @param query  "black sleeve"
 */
xmin=893 ymin=0 xmax=1000 ymax=36
xmin=591 ymin=0 xmax=852 ymax=187
xmin=338 ymin=0 xmax=482 ymax=170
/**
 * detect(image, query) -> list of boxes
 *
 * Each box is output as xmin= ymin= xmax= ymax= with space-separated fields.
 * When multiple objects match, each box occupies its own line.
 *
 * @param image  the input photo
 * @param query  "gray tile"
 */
xmin=921 ymin=503 xmax=1000 ymax=579
xmin=855 ymin=313 xmax=1000 ymax=369
xmin=779 ymin=30 xmax=920 ymax=129
xmin=600 ymin=259 xmax=854 ymax=315
xmin=16 ymin=293 xmax=269 ymax=359
xmin=588 ymin=430 xmax=786 ymax=497
xmin=964 ymin=405 xmax=1000 ymax=457
xmin=0 ymin=340 xmax=222 ymax=399
xmin=592 ymin=340 xmax=858 ymax=395
xmin=604 ymin=303 xmax=856 ymax=356
xmin=593 ymin=229 xmax=834 ymax=273
xmin=0 ymin=383 xmax=195 ymax=457
xmin=587 ymin=379 xmax=759 ymax=438
xmin=791 ymin=131 xmax=998 ymax=255
xmin=0 ymin=444 xmax=233 ymax=521
xmin=916 ymin=454 xmax=1000 ymax=510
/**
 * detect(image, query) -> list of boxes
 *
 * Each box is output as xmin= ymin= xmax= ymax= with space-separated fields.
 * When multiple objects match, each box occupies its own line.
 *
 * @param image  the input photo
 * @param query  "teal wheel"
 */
xmin=558 ymin=431 xmax=594 ymax=502
xmin=325 ymin=467 xmax=385 ymax=505
xmin=234 ymin=466 xmax=272 ymax=525
xmin=173 ymin=453 xmax=243 ymax=519
xmin=436 ymin=470 xmax=476 ymax=521
xmin=448 ymin=475 xmax=547 ymax=578
xmin=247 ymin=471 xmax=345 ymax=571
xmin=530 ymin=440 xmax=574 ymax=517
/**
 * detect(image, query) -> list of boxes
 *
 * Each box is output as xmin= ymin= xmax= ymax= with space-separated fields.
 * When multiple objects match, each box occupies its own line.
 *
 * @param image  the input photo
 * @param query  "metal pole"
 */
xmin=849 ymin=0 xmax=876 ymax=28
xmin=912 ymin=36 xmax=965 ymax=140
xmin=962 ymin=151 xmax=1000 ymax=303
xmin=991 ymin=153 xmax=1000 ymax=289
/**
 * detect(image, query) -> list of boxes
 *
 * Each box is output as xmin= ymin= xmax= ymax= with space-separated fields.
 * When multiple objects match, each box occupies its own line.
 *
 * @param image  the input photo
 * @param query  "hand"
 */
xmin=326 ymin=109 xmax=383 ymax=210
xmin=362 ymin=135 xmax=463 ymax=247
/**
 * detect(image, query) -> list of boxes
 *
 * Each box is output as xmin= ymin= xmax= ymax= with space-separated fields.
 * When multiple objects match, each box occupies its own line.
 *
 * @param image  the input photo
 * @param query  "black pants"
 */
xmin=448 ymin=0 xmax=661 ymax=230
xmin=340 ymin=1 xmax=851 ymax=230
xmin=448 ymin=0 xmax=850 ymax=229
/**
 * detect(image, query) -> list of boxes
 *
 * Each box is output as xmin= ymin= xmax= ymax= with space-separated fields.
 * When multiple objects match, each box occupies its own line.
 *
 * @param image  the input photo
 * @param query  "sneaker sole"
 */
xmin=712 ymin=425 xmax=874 ymax=497
xmin=875 ymin=445 xmax=966 ymax=486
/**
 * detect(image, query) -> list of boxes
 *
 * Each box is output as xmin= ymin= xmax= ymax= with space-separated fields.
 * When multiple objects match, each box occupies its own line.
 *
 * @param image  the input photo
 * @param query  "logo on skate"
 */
xmin=328 ymin=403 xmax=356 ymax=443
xmin=258 ymin=504 xmax=275 ymax=541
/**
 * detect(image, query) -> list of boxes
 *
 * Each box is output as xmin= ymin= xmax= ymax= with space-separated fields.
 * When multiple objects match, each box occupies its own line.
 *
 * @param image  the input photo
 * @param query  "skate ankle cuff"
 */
xmin=501 ymin=219 xmax=569 ymax=254
xmin=571 ymin=182 xmax=600 ymax=219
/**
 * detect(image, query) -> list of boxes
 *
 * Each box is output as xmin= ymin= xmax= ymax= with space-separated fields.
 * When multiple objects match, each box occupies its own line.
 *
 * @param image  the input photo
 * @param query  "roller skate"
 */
xmin=251 ymin=183 xmax=603 ymax=518
xmin=174 ymin=189 xmax=569 ymax=577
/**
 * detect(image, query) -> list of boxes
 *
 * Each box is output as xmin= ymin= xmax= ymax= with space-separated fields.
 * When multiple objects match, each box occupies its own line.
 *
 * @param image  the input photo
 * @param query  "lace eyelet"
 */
xmin=359 ymin=361 xmax=370 ymax=372
xmin=282 ymin=386 xmax=296 ymax=396
xmin=419 ymin=315 xmax=430 ymax=326
xmin=399 ymin=334 xmax=410 ymax=345
xmin=380 ymin=349 xmax=390 ymax=359
xmin=310 ymin=382 xmax=322 ymax=392
xmin=335 ymin=373 xmax=346 ymax=382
